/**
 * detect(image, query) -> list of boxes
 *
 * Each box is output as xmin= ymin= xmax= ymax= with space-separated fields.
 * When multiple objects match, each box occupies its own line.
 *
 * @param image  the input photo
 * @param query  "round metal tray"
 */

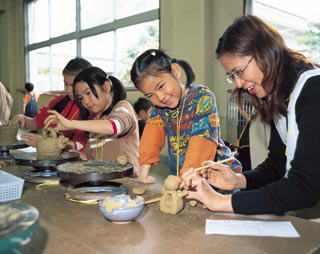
xmin=57 ymin=160 xmax=133 ymax=186
xmin=13 ymin=151 xmax=80 ymax=168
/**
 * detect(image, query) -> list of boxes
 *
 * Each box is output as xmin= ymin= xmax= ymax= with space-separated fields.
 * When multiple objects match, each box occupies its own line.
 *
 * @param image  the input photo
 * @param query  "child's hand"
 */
xmin=68 ymin=148 xmax=88 ymax=160
xmin=21 ymin=133 xmax=40 ymax=147
xmin=137 ymin=175 xmax=156 ymax=184
xmin=10 ymin=114 xmax=26 ymax=128
xmin=136 ymin=164 xmax=155 ymax=184
xmin=44 ymin=110 xmax=73 ymax=131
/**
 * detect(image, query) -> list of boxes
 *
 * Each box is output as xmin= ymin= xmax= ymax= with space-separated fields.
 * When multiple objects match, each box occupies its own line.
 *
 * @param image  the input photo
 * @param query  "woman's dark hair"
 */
xmin=130 ymin=49 xmax=195 ymax=89
xmin=53 ymin=58 xmax=92 ymax=114
xmin=216 ymin=15 xmax=315 ymax=124
xmin=73 ymin=66 xmax=127 ymax=120
xmin=133 ymin=97 xmax=153 ymax=114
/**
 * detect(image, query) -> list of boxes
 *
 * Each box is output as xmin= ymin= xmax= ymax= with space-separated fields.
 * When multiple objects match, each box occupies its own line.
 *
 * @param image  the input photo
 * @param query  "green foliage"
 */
xmin=119 ymin=23 xmax=159 ymax=85
xmin=298 ymin=22 xmax=320 ymax=62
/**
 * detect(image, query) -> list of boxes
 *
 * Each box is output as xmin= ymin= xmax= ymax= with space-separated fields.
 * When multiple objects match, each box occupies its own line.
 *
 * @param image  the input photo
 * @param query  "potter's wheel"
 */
xmin=0 ymin=202 xmax=39 ymax=254
xmin=0 ymin=141 xmax=28 ymax=160
xmin=64 ymin=180 xmax=128 ymax=201
xmin=57 ymin=160 xmax=133 ymax=186
xmin=57 ymin=160 xmax=133 ymax=201
xmin=12 ymin=151 xmax=80 ymax=183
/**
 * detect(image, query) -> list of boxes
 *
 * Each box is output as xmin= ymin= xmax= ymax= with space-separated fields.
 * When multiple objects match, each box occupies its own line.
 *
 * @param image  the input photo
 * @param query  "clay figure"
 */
xmin=36 ymin=127 xmax=68 ymax=159
xmin=132 ymin=187 xmax=146 ymax=195
xmin=160 ymin=175 xmax=188 ymax=214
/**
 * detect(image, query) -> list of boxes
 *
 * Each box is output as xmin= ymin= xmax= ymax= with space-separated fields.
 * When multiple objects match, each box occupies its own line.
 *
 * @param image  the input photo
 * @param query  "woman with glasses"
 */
xmin=181 ymin=15 xmax=320 ymax=218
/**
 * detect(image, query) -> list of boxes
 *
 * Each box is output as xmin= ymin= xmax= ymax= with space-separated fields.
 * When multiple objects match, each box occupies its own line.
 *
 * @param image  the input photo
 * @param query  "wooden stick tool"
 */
xmin=144 ymin=197 xmax=161 ymax=205
xmin=194 ymin=157 xmax=235 ymax=172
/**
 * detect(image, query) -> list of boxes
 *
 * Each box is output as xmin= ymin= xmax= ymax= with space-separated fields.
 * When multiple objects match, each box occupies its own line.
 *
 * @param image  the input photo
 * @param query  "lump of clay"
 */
xmin=36 ymin=127 xmax=68 ymax=159
xmin=189 ymin=200 xmax=198 ymax=207
xmin=103 ymin=195 xmax=144 ymax=212
xmin=160 ymin=175 xmax=188 ymax=215
xmin=116 ymin=154 xmax=128 ymax=165
xmin=0 ymin=122 xmax=19 ymax=144
xmin=132 ymin=187 xmax=146 ymax=195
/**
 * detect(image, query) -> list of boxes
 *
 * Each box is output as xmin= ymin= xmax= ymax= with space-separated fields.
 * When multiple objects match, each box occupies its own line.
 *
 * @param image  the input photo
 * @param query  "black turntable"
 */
xmin=57 ymin=160 xmax=133 ymax=202
xmin=12 ymin=151 xmax=79 ymax=183
xmin=0 ymin=141 xmax=28 ymax=160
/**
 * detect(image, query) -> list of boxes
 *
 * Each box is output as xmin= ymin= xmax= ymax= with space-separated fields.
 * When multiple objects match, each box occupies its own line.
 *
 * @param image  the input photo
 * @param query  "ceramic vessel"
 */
xmin=0 ymin=123 xmax=19 ymax=144
xmin=99 ymin=195 xmax=144 ymax=223
xmin=36 ymin=127 xmax=68 ymax=159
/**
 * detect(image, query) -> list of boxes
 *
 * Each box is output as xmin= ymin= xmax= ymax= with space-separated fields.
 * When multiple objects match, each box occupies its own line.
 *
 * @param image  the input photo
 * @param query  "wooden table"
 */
xmin=2 ymin=163 xmax=320 ymax=254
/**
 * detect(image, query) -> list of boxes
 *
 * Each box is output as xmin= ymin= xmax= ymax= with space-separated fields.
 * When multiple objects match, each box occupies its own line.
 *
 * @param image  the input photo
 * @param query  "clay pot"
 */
xmin=36 ymin=128 xmax=68 ymax=159
xmin=0 ymin=123 xmax=19 ymax=144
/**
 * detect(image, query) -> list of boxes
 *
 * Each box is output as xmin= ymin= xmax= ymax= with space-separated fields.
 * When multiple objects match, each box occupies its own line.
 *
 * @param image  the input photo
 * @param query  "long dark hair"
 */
xmin=130 ymin=49 xmax=195 ymax=89
xmin=216 ymin=15 xmax=315 ymax=124
xmin=73 ymin=66 xmax=126 ymax=120
xmin=53 ymin=57 xmax=92 ymax=114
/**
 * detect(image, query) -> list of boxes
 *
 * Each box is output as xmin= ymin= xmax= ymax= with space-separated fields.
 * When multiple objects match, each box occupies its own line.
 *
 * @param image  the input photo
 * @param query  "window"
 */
xmin=25 ymin=0 xmax=159 ymax=91
xmin=247 ymin=0 xmax=320 ymax=62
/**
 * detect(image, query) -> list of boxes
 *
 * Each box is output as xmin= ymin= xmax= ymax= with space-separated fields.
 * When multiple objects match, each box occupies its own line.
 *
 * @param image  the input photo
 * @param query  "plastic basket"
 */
xmin=0 ymin=170 xmax=24 ymax=202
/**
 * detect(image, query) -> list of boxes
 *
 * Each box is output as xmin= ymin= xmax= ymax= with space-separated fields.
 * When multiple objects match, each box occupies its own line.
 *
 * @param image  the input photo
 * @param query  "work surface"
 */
xmin=2 ymin=163 xmax=320 ymax=254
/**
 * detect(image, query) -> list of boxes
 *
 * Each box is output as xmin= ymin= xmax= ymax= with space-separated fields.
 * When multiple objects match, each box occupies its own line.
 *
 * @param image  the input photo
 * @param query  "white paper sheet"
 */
xmin=18 ymin=146 xmax=37 ymax=153
xmin=205 ymin=219 xmax=300 ymax=238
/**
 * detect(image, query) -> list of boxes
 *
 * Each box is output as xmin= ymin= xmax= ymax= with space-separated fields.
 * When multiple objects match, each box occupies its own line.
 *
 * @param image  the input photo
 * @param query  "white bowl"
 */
xmin=99 ymin=195 xmax=144 ymax=223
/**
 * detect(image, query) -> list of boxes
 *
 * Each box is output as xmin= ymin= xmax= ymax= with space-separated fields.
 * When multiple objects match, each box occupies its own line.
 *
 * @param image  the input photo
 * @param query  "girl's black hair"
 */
xmin=130 ymin=49 xmax=195 ymax=89
xmin=63 ymin=57 xmax=92 ymax=76
xmin=133 ymin=97 xmax=153 ymax=114
xmin=53 ymin=57 xmax=92 ymax=114
xmin=73 ymin=66 xmax=127 ymax=120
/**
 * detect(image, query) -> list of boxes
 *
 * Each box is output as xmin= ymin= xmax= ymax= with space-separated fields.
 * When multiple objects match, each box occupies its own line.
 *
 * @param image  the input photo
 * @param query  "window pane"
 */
xmin=81 ymin=32 xmax=115 ymax=73
xmin=251 ymin=0 xmax=320 ymax=62
xmin=116 ymin=0 xmax=159 ymax=19
xmin=51 ymin=41 xmax=77 ymax=91
xmin=116 ymin=20 xmax=159 ymax=86
xmin=80 ymin=0 xmax=113 ymax=30
xmin=27 ymin=0 xmax=49 ymax=44
xmin=29 ymin=47 xmax=50 ymax=92
xmin=50 ymin=0 xmax=76 ymax=38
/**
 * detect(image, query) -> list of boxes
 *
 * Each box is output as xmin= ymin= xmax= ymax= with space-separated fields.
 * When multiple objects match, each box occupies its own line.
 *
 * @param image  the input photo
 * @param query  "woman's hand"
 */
xmin=181 ymin=169 xmax=233 ymax=212
xmin=21 ymin=133 xmax=40 ymax=147
xmin=198 ymin=161 xmax=246 ymax=190
xmin=44 ymin=110 xmax=73 ymax=131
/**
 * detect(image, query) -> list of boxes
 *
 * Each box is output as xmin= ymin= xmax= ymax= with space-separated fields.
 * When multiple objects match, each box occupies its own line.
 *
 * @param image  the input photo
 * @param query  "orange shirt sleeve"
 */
xmin=139 ymin=122 xmax=166 ymax=166
xmin=22 ymin=95 xmax=30 ymax=104
xmin=180 ymin=136 xmax=217 ymax=175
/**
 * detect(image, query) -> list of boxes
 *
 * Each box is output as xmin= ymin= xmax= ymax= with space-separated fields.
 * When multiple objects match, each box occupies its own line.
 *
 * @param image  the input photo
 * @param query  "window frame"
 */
xmin=24 ymin=0 xmax=159 ymax=91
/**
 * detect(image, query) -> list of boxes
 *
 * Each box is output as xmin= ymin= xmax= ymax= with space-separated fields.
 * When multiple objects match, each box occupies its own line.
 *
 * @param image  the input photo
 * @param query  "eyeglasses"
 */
xmin=225 ymin=57 xmax=253 ymax=84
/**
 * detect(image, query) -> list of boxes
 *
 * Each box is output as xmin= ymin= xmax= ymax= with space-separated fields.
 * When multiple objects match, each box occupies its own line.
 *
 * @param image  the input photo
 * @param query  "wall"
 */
xmin=0 ymin=0 xmax=25 ymax=116
xmin=160 ymin=0 xmax=243 ymax=138
xmin=211 ymin=0 xmax=244 ymax=137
